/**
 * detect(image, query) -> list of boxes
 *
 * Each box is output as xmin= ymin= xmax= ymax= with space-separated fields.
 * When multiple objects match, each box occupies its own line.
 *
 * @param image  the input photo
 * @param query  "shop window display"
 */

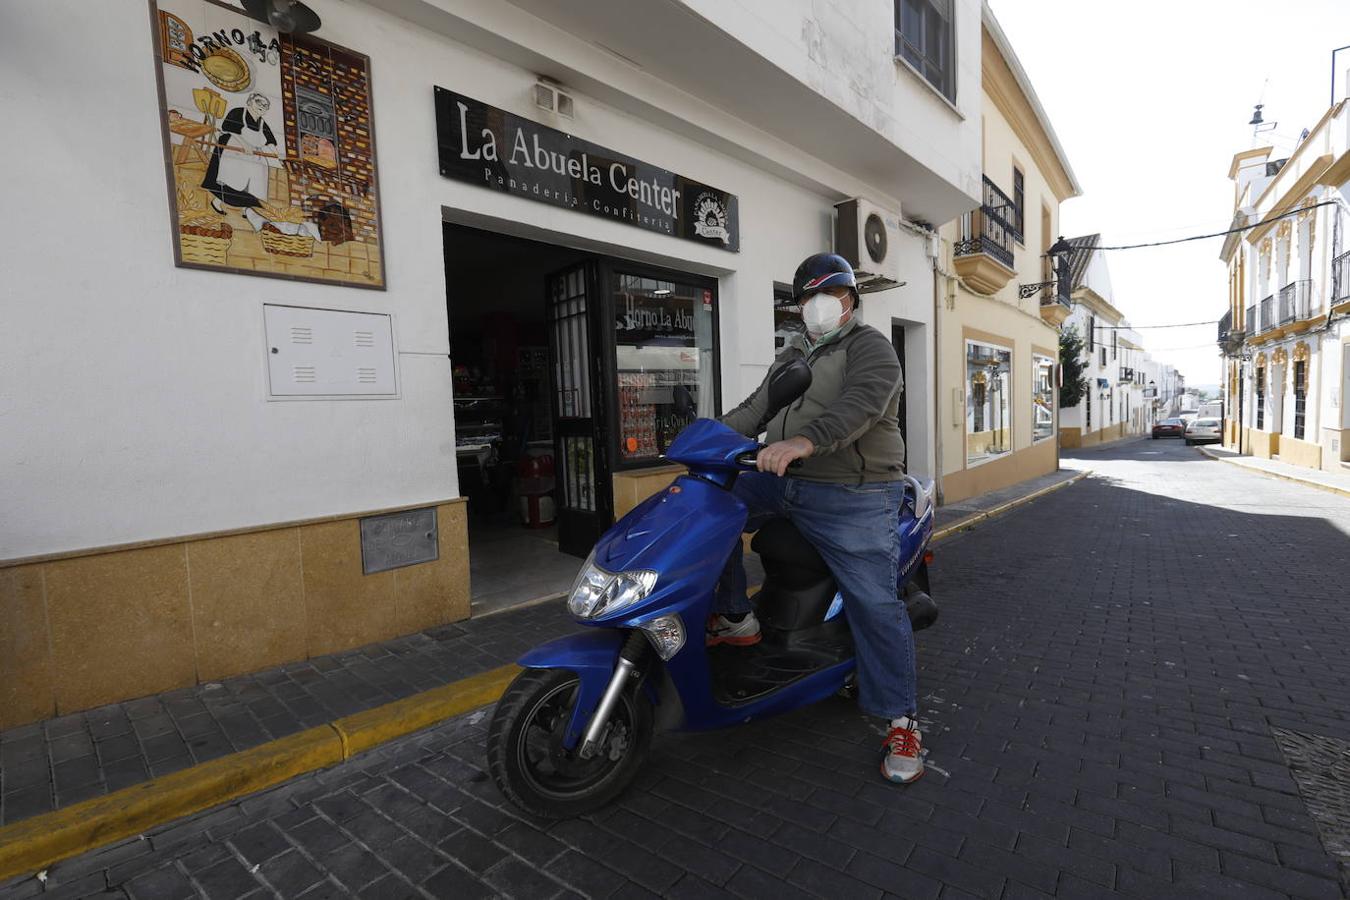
xmin=1032 ymin=354 xmax=1054 ymax=442
xmin=613 ymin=273 xmax=717 ymax=461
xmin=967 ymin=340 xmax=1012 ymax=465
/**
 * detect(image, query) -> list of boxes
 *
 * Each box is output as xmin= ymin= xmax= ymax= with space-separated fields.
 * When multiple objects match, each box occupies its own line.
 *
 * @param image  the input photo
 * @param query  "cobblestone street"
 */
xmin=7 ymin=438 xmax=1350 ymax=899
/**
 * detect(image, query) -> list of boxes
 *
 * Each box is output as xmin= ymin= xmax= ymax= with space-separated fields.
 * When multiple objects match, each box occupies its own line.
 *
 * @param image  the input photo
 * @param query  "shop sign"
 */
xmin=435 ymin=88 xmax=739 ymax=252
xmin=618 ymin=296 xmax=696 ymax=339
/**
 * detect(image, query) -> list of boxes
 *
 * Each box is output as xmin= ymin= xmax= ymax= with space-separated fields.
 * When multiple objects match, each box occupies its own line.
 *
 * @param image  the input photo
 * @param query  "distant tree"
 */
xmin=1059 ymin=325 xmax=1088 ymax=409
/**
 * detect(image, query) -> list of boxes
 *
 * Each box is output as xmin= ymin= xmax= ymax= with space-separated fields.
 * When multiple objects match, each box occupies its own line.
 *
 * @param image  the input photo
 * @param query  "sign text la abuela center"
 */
xmin=435 ymin=88 xmax=739 ymax=252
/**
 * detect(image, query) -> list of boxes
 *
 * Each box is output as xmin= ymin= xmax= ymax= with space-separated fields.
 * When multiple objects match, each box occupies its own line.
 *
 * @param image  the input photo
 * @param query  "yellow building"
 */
xmin=936 ymin=7 xmax=1081 ymax=503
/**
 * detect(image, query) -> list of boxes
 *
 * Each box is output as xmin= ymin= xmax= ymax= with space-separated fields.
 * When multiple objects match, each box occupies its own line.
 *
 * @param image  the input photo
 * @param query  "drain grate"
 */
xmin=1271 ymin=728 xmax=1350 ymax=889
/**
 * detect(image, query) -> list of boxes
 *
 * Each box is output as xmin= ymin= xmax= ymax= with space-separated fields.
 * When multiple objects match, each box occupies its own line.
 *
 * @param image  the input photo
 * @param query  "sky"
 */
xmin=990 ymin=0 xmax=1350 ymax=388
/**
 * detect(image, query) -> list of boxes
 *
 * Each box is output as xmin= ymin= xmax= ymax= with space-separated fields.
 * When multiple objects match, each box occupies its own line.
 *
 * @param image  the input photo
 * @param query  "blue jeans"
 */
xmin=716 ymin=472 xmax=917 ymax=720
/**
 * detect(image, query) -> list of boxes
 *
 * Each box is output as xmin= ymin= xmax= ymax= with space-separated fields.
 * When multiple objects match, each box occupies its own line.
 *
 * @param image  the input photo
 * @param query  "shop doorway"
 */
xmin=444 ymin=224 xmax=722 ymax=613
xmin=445 ymin=224 xmax=592 ymax=614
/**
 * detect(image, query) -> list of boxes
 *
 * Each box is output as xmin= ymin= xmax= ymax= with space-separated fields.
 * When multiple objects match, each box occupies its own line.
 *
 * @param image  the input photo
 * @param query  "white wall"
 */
xmin=859 ymin=231 xmax=938 ymax=481
xmin=1 ymin=0 xmax=947 ymax=558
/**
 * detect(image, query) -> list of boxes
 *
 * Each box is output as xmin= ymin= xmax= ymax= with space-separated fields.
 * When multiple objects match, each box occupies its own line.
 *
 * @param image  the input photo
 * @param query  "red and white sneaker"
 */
xmin=881 ymin=716 xmax=924 ymax=783
xmin=706 ymin=613 xmax=761 ymax=647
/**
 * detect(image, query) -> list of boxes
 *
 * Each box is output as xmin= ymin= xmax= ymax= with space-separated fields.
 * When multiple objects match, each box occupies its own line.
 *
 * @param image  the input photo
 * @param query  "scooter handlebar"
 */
xmin=735 ymin=448 xmax=804 ymax=470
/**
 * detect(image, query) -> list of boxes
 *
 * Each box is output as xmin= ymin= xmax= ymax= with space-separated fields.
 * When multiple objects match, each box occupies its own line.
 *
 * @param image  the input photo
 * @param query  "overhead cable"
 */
xmin=1092 ymin=200 xmax=1339 ymax=251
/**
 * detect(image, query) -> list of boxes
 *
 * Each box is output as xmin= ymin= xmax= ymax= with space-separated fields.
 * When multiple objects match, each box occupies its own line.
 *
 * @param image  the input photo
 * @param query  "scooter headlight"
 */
xmin=567 ymin=555 xmax=659 ymax=619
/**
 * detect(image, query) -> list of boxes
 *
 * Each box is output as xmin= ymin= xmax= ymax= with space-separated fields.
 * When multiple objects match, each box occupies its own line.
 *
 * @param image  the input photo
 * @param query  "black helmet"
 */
xmin=793 ymin=253 xmax=858 ymax=304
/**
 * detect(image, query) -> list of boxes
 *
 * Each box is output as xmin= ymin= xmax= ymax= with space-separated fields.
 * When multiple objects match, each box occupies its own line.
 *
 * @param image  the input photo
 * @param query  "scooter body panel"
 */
xmin=516 ymin=630 xmax=629 ymax=747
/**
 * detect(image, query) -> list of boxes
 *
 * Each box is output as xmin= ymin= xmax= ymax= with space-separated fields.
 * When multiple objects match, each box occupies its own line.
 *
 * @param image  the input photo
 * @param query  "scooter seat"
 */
xmin=750 ymin=518 xmax=829 ymax=579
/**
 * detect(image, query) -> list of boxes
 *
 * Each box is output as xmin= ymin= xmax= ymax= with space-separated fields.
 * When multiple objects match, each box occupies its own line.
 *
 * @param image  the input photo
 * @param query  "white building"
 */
xmin=1059 ymin=235 xmax=1184 ymax=445
xmin=1138 ymin=355 xmax=1182 ymax=422
xmin=1059 ymin=235 xmax=1128 ymax=446
xmin=1220 ymin=98 xmax=1350 ymax=471
xmin=0 ymin=0 xmax=983 ymax=726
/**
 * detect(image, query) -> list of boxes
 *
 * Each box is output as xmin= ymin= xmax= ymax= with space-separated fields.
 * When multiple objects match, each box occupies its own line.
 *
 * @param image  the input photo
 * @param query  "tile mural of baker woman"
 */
xmin=154 ymin=0 xmax=385 ymax=288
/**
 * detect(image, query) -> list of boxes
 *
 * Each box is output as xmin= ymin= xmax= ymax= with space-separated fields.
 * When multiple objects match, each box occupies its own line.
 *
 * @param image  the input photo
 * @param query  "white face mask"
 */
xmin=801 ymin=292 xmax=845 ymax=337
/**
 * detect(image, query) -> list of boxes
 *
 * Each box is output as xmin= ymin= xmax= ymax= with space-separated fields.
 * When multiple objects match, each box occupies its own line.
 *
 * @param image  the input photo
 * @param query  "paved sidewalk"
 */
xmin=1199 ymin=445 xmax=1350 ymax=498
xmin=0 ymin=469 xmax=1082 ymax=832
xmin=934 ymin=468 xmax=1084 ymax=534
xmin=0 ymin=604 xmax=577 ymax=828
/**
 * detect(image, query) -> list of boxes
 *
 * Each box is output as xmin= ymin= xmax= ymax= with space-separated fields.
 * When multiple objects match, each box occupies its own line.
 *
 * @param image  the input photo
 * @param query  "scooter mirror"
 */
xmin=765 ymin=359 xmax=813 ymax=415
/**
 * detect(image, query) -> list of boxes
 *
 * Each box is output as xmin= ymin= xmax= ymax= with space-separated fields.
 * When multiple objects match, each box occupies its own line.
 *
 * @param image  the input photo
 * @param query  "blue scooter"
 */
xmin=487 ymin=361 xmax=938 ymax=817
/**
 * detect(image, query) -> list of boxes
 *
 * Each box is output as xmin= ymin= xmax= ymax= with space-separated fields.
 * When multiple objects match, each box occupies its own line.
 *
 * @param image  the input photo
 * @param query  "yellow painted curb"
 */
xmin=1197 ymin=447 xmax=1350 ymax=499
xmin=334 ymin=664 xmax=521 ymax=758
xmin=0 ymin=727 xmax=339 ymax=884
xmin=931 ymin=470 xmax=1089 ymax=543
xmin=0 ymin=663 xmax=523 ymax=884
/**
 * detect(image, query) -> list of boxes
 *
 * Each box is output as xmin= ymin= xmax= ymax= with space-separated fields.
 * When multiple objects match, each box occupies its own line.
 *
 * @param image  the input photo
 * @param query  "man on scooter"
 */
xmin=710 ymin=252 xmax=922 ymax=784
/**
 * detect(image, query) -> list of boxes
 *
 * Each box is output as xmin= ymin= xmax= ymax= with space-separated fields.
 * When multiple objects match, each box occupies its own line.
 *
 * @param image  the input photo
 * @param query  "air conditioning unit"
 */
xmin=834 ymin=198 xmax=904 ymax=293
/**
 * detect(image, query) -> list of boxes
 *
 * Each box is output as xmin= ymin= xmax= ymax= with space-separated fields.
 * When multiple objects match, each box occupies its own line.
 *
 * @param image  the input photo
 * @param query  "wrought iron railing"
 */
xmin=1279 ymin=280 xmax=1312 ymax=323
xmin=1217 ymin=310 xmax=1231 ymax=344
xmin=1258 ymin=294 xmax=1273 ymax=333
xmin=955 ymin=176 xmax=1018 ymax=269
xmin=1334 ymin=251 xmax=1350 ymax=302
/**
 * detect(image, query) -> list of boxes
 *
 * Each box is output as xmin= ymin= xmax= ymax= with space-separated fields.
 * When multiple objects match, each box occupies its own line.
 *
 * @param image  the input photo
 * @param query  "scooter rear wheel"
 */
xmin=487 ymin=667 xmax=652 ymax=818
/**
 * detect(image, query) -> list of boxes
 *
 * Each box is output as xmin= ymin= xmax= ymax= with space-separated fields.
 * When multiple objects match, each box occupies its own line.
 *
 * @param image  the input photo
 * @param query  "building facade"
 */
xmin=934 ymin=6 xmax=1080 ymax=503
xmin=1219 ymin=101 xmax=1350 ymax=471
xmin=1 ymin=0 xmax=985 ymax=727
xmin=1060 ymin=236 xmax=1183 ymax=447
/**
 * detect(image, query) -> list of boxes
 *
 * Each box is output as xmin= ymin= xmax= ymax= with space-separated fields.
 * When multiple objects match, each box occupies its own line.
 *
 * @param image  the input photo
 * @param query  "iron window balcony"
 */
xmin=1335 ymin=250 xmax=1350 ymax=303
xmin=1278 ymin=279 xmax=1313 ymax=324
xmin=953 ymin=177 xmax=1019 ymax=295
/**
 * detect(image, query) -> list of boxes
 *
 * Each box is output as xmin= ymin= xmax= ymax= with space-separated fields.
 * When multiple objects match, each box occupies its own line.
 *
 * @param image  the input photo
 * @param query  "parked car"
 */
xmin=1152 ymin=417 xmax=1186 ymax=439
xmin=1184 ymin=418 xmax=1222 ymax=445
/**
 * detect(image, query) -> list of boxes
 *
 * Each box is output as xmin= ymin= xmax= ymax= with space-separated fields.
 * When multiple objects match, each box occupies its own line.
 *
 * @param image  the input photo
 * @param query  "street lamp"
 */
xmin=1018 ymin=236 xmax=1075 ymax=300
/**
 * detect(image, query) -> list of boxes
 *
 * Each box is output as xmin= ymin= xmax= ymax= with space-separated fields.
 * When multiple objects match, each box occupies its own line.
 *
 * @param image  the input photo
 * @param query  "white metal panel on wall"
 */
xmin=263 ymin=305 xmax=398 ymax=398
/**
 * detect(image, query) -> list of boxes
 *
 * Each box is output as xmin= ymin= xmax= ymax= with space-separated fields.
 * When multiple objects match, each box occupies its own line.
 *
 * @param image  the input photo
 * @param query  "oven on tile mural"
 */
xmin=152 ymin=0 xmax=385 ymax=288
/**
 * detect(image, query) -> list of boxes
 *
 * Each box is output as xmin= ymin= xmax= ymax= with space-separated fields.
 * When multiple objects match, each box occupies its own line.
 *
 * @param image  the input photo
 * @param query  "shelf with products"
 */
xmin=617 ymin=368 xmax=701 ymax=462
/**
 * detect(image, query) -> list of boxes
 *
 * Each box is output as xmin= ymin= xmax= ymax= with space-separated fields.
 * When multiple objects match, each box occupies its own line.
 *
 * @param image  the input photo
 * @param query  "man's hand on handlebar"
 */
xmin=757 ymin=436 xmax=814 ymax=476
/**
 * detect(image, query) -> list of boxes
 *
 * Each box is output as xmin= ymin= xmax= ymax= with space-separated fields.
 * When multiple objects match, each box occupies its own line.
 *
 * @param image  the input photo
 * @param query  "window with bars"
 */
xmin=1294 ymin=360 xmax=1306 ymax=440
xmin=1012 ymin=168 xmax=1024 ymax=242
xmin=895 ymin=0 xmax=955 ymax=102
xmin=1086 ymin=392 xmax=1092 ymax=430
xmin=1255 ymin=367 xmax=1265 ymax=430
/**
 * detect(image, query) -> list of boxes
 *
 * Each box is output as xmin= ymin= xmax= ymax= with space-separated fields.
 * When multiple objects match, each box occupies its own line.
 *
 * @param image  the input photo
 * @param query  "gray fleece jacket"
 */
xmin=720 ymin=317 xmax=906 ymax=484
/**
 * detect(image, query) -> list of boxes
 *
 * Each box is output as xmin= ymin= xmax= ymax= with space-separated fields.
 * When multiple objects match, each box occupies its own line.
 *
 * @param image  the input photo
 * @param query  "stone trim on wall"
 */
xmin=0 ymin=503 xmax=470 ymax=729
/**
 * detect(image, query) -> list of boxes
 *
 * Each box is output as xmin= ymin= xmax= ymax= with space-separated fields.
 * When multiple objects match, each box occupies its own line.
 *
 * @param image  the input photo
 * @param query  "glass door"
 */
xmin=547 ymin=261 xmax=613 ymax=557
xmin=602 ymin=264 xmax=720 ymax=467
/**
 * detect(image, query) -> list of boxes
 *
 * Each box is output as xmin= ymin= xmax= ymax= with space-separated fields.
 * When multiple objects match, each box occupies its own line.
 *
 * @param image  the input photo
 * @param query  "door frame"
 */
xmin=890 ymin=321 xmax=909 ymax=471
xmin=546 ymin=258 xmax=612 ymax=557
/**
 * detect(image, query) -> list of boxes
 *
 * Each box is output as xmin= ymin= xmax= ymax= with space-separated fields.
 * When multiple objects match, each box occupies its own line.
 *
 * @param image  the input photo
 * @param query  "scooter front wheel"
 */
xmin=487 ymin=667 xmax=652 ymax=818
